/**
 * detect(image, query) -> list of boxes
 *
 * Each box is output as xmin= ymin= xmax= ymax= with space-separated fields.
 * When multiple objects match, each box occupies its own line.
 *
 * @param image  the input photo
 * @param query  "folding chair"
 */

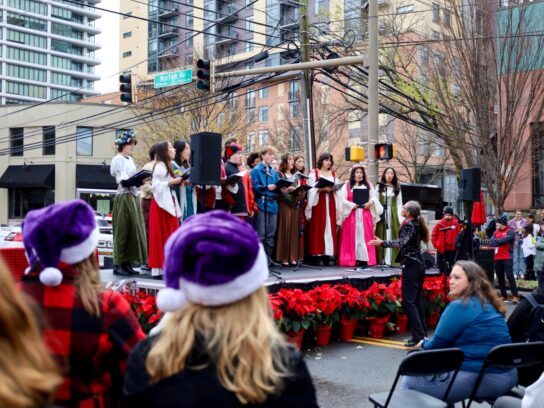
xmin=465 ymin=342 xmax=544 ymax=408
xmin=368 ymin=348 xmax=464 ymax=408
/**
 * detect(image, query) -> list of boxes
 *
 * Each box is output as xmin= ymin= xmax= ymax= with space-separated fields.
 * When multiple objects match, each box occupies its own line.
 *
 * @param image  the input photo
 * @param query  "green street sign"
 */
xmin=154 ymin=69 xmax=193 ymax=88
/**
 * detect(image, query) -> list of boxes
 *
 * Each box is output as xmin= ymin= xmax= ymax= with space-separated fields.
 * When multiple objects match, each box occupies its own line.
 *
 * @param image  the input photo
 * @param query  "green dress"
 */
xmin=375 ymin=185 xmax=402 ymax=266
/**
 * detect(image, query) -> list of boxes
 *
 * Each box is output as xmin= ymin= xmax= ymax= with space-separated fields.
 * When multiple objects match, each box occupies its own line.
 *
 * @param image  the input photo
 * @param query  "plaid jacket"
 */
xmin=21 ymin=266 xmax=145 ymax=407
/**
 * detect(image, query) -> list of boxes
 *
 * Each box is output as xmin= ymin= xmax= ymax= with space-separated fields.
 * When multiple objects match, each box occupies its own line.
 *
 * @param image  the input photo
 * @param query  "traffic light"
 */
xmin=375 ymin=143 xmax=395 ymax=160
xmin=196 ymin=59 xmax=211 ymax=91
xmin=119 ymin=72 xmax=133 ymax=103
xmin=345 ymin=145 xmax=365 ymax=162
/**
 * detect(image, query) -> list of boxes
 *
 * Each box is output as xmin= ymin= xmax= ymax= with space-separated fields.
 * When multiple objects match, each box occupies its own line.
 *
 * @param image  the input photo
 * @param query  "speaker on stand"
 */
xmin=190 ymin=132 xmax=222 ymax=212
xmin=459 ymin=168 xmax=481 ymax=260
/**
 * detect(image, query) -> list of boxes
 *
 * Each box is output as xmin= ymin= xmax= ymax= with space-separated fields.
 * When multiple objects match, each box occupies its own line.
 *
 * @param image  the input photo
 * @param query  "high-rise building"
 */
xmin=0 ymin=0 xmax=102 ymax=104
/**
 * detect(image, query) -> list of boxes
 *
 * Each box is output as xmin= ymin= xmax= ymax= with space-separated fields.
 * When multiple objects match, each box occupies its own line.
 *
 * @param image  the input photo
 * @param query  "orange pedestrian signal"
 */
xmin=375 ymin=143 xmax=395 ymax=160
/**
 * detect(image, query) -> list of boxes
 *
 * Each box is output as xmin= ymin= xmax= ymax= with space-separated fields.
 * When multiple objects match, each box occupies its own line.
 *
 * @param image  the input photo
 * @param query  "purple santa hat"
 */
xmin=22 ymin=199 xmax=99 ymax=286
xmin=156 ymin=210 xmax=268 ymax=312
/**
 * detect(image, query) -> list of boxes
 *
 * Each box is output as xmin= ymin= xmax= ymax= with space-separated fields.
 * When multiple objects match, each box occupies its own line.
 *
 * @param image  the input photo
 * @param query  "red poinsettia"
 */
xmin=274 ymin=288 xmax=317 ymax=333
xmin=122 ymin=290 xmax=162 ymax=333
xmin=268 ymin=293 xmax=284 ymax=322
xmin=364 ymin=282 xmax=401 ymax=318
xmin=423 ymin=276 xmax=447 ymax=314
xmin=334 ymin=284 xmax=366 ymax=320
xmin=307 ymin=284 xmax=343 ymax=326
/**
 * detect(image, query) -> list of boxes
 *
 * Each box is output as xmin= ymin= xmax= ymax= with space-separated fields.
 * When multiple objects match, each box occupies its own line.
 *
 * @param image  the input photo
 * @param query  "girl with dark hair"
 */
xmin=375 ymin=167 xmax=404 ymax=266
xmin=173 ymin=140 xmax=196 ymax=221
xmin=337 ymin=165 xmax=383 ymax=267
xmin=305 ymin=152 xmax=338 ymax=266
xmin=294 ymin=155 xmax=306 ymax=174
xmin=401 ymin=261 xmax=516 ymax=404
xmin=276 ymin=153 xmax=301 ymax=266
xmin=369 ymin=201 xmax=429 ymax=346
xmin=148 ymin=141 xmax=182 ymax=277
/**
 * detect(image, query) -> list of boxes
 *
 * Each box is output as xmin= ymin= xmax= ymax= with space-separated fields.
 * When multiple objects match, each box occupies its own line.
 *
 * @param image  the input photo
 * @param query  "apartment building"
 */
xmin=0 ymin=0 xmax=102 ymax=104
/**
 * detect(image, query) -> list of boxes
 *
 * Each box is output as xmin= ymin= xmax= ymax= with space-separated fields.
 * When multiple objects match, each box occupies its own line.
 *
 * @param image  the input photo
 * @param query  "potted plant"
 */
xmin=274 ymin=288 xmax=317 ymax=349
xmin=122 ymin=290 xmax=162 ymax=334
xmin=334 ymin=284 xmax=365 ymax=341
xmin=423 ymin=277 xmax=447 ymax=327
xmin=364 ymin=282 xmax=401 ymax=338
xmin=307 ymin=284 xmax=342 ymax=346
xmin=386 ymin=279 xmax=408 ymax=334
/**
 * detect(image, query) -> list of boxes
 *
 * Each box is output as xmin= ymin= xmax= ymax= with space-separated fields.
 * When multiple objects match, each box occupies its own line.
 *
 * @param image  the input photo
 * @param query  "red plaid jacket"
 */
xmin=21 ymin=266 xmax=145 ymax=407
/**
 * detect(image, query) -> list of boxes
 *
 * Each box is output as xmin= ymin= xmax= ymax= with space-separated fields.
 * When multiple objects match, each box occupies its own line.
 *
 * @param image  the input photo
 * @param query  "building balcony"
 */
xmin=217 ymin=5 xmax=239 ymax=24
xmin=216 ymin=31 xmax=239 ymax=46
xmin=159 ymin=27 xmax=179 ymax=38
xmin=158 ymin=47 xmax=179 ymax=58
xmin=278 ymin=0 xmax=300 ymax=7
xmin=279 ymin=17 xmax=299 ymax=30
xmin=158 ymin=6 xmax=178 ymax=19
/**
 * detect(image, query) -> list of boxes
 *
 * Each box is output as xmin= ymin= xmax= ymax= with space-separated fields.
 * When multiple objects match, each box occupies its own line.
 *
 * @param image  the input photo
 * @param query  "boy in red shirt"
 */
xmin=490 ymin=217 xmax=520 ymax=302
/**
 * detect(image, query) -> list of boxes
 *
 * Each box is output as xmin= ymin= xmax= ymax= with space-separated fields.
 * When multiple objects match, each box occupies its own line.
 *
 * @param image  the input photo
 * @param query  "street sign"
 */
xmin=154 ymin=69 xmax=193 ymax=88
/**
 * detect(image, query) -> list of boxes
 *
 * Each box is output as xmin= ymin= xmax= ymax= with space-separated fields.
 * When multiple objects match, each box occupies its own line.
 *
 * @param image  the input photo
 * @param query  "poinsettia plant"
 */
xmin=274 ymin=288 xmax=317 ymax=333
xmin=364 ymin=282 xmax=402 ymax=318
xmin=307 ymin=284 xmax=343 ymax=326
xmin=334 ymin=284 xmax=368 ymax=320
xmin=423 ymin=276 xmax=447 ymax=314
xmin=122 ymin=290 xmax=162 ymax=333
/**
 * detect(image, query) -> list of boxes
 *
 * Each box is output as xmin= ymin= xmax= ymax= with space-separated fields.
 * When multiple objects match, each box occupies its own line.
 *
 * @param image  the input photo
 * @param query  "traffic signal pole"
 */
xmin=367 ymin=0 xmax=380 ymax=185
xmin=300 ymin=0 xmax=315 ymax=169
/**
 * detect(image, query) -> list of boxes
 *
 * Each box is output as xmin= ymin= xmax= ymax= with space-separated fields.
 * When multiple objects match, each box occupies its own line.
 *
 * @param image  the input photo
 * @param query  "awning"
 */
xmin=76 ymin=164 xmax=117 ymax=190
xmin=0 ymin=165 xmax=55 ymax=189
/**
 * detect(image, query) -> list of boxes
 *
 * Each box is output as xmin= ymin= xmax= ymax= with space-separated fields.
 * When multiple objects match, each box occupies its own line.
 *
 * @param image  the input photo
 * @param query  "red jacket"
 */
xmin=431 ymin=218 xmax=460 ymax=253
xmin=492 ymin=226 xmax=515 ymax=261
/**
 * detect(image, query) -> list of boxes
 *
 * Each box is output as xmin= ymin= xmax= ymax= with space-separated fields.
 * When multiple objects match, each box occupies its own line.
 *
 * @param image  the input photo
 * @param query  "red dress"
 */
xmin=306 ymin=169 xmax=337 ymax=257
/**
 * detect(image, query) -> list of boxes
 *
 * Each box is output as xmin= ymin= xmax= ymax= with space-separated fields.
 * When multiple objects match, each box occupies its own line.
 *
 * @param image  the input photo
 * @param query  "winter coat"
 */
xmin=431 ymin=218 xmax=460 ymax=254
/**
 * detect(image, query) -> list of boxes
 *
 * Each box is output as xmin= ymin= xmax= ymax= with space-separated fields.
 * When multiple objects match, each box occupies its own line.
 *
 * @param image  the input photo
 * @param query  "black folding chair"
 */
xmin=368 ymin=348 xmax=464 ymax=408
xmin=465 ymin=342 xmax=544 ymax=408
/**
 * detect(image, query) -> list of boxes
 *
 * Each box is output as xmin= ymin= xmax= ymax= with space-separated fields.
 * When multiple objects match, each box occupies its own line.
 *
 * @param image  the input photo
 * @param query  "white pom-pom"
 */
xmin=39 ymin=267 xmax=63 ymax=287
xmin=157 ymin=288 xmax=185 ymax=312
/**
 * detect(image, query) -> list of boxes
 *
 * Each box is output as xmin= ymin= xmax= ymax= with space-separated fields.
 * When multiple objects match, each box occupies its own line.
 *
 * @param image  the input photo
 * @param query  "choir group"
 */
xmin=110 ymin=132 xmax=407 ymax=276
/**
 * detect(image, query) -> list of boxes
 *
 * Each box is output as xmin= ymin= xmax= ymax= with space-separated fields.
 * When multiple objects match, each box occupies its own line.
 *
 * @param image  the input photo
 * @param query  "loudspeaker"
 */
xmin=190 ymin=132 xmax=222 ymax=186
xmin=459 ymin=168 xmax=481 ymax=202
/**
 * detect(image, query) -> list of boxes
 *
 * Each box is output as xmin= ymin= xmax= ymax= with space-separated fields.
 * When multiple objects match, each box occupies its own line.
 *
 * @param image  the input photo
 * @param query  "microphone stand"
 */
xmin=379 ymin=183 xmax=392 ymax=269
xmin=264 ymin=167 xmax=282 ymax=279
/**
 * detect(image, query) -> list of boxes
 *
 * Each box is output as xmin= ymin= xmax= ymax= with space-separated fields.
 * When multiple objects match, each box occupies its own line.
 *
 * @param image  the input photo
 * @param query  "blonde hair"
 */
xmin=146 ymin=287 xmax=293 ymax=404
xmin=0 ymin=258 xmax=62 ymax=408
xmin=74 ymin=254 xmax=102 ymax=317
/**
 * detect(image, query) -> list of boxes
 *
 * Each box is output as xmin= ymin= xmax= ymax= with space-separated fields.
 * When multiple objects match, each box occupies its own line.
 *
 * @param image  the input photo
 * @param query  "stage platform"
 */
xmin=100 ymin=265 xmax=440 ymax=293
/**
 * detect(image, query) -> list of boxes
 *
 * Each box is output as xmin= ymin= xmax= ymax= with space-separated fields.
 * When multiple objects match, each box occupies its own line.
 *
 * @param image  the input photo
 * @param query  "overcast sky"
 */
xmin=95 ymin=0 xmax=120 ymax=94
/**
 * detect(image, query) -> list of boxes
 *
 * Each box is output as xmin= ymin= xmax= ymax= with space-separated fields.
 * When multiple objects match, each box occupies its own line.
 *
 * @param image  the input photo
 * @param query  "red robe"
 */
xmin=306 ymin=169 xmax=337 ymax=257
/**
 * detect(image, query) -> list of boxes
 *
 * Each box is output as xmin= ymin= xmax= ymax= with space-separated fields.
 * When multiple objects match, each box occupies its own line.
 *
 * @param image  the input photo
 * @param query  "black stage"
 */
xmin=101 ymin=265 xmax=440 ymax=293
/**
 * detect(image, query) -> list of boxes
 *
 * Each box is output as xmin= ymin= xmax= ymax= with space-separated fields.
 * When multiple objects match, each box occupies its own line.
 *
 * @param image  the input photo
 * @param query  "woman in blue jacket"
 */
xmin=402 ymin=260 xmax=517 ymax=403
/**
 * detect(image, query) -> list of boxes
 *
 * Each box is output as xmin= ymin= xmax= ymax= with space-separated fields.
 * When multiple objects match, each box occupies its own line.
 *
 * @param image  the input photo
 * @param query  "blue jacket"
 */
xmin=422 ymin=296 xmax=512 ymax=372
xmin=251 ymin=163 xmax=280 ymax=214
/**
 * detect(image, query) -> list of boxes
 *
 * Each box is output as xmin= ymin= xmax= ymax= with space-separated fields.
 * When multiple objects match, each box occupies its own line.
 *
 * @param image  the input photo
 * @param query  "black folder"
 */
xmin=313 ymin=178 xmax=335 ymax=189
xmin=353 ymin=188 xmax=370 ymax=207
xmin=276 ymin=178 xmax=294 ymax=189
xmin=124 ymin=169 xmax=151 ymax=188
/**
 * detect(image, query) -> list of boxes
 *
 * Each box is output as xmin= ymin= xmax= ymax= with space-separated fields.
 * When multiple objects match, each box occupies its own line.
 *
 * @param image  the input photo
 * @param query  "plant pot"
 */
xmin=396 ymin=313 xmax=408 ymax=335
xmin=367 ymin=317 xmax=387 ymax=339
xmin=316 ymin=323 xmax=332 ymax=346
xmin=339 ymin=316 xmax=358 ymax=341
xmin=286 ymin=329 xmax=305 ymax=350
xmin=426 ymin=310 xmax=440 ymax=328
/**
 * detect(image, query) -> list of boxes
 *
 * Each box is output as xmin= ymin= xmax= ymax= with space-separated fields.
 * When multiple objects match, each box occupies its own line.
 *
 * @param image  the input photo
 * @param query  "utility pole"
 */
xmin=367 ymin=0 xmax=379 ymax=185
xmin=300 ymin=0 xmax=315 ymax=169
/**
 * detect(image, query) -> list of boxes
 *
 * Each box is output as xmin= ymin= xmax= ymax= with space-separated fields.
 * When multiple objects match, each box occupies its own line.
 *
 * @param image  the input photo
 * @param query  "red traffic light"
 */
xmin=375 ymin=143 xmax=395 ymax=160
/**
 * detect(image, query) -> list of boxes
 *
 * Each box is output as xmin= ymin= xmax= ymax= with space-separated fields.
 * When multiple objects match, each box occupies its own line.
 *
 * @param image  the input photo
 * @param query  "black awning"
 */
xmin=76 ymin=164 xmax=117 ymax=190
xmin=0 ymin=165 xmax=55 ymax=188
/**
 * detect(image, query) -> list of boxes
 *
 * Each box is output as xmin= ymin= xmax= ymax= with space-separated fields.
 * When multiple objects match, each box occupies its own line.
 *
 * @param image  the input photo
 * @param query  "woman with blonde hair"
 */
xmin=20 ymin=199 xmax=145 ymax=408
xmin=124 ymin=210 xmax=318 ymax=407
xmin=402 ymin=261 xmax=516 ymax=403
xmin=0 ymin=258 xmax=61 ymax=408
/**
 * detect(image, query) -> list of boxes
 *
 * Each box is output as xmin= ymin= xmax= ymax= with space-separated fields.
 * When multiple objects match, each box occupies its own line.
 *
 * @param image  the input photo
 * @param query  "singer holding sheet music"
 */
xmin=305 ymin=153 xmax=338 ymax=266
xmin=224 ymin=143 xmax=250 ymax=218
xmin=110 ymin=131 xmax=148 ymax=276
xmin=375 ymin=167 xmax=404 ymax=266
xmin=337 ymin=165 xmax=383 ymax=267
xmin=148 ymin=141 xmax=182 ymax=277
xmin=173 ymin=140 xmax=196 ymax=221
xmin=275 ymin=153 xmax=301 ymax=266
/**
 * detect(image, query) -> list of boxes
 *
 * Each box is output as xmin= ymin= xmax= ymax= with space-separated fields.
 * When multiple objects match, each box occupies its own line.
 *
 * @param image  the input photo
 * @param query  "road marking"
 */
xmin=349 ymin=337 xmax=410 ymax=350
xmin=353 ymin=336 xmax=406 ymax=345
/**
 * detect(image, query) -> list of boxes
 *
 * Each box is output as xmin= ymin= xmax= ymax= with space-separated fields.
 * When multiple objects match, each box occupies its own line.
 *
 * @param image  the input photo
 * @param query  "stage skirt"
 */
xmin=148 ymin=198 xmax=180 ymax=271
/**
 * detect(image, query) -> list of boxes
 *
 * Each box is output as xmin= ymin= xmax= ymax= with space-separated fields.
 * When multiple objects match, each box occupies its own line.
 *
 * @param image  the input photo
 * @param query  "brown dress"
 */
xmin=275 ymin=172 xmax=304 ymax=264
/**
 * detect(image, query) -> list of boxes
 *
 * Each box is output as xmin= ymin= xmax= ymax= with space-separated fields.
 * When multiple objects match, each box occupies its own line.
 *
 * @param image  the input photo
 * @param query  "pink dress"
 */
xmin=337 ymin=183 xmax=383 ymax=267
